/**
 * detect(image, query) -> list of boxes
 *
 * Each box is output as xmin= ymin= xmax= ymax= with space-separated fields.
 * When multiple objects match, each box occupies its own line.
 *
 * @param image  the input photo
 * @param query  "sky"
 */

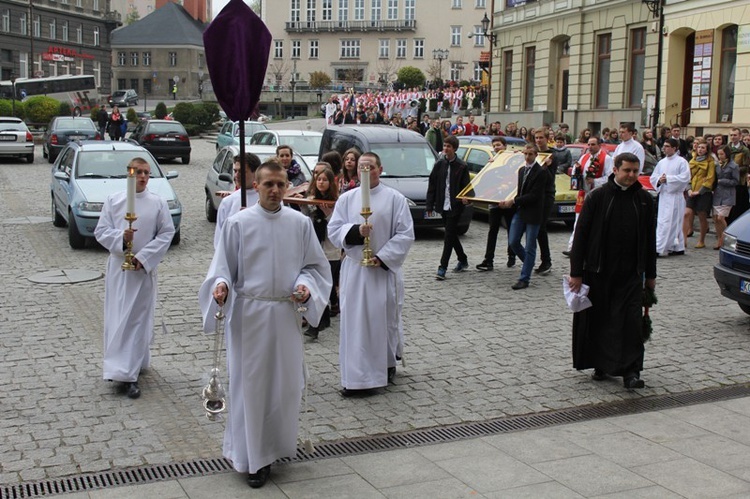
xmin=211 ymin=0 xmax=258 ymax=20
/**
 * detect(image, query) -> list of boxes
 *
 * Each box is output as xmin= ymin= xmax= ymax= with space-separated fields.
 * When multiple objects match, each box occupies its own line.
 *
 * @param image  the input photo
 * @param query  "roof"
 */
xmin=325 ymin=125 xmax=426 ymax=144
xmin=111 ymin=2 xmax=206 ymax=47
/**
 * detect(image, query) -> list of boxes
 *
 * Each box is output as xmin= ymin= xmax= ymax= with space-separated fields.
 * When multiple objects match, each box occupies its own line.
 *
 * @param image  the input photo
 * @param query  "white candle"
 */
xmin=360 ymin=166 xmax=370 ymax=209
xmin=126 ymin=173 xmax=136 ymax=214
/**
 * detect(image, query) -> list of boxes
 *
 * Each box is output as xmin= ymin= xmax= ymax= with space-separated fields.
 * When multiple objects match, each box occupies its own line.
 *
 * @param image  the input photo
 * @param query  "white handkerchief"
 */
xmin=562 ymin=275 xmax=593 ymax=312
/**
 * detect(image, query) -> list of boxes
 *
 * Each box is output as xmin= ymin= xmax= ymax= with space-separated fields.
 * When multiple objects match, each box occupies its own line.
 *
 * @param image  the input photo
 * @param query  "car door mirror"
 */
xmin=54 ymin=171 xmax=70 ymax=181
xmin=218 ymin=173 xmax=233 ymax=183
xmin=166 ymin=171 xmax=179 ymax=179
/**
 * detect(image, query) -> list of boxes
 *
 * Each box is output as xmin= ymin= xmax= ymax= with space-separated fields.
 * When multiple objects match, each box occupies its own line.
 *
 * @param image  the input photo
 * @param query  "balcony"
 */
xmin=285 ymin=19 xmax=416 ymax=33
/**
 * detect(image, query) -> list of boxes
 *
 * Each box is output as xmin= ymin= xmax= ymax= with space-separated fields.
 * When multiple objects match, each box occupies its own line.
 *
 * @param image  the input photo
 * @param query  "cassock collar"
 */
xmin=258 ymin=204 xmax=283 ymax=218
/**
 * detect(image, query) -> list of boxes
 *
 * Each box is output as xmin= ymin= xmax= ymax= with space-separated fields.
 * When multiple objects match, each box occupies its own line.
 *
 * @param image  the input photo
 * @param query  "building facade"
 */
xmin=0 ymin=0 xmax=119 ymax=90
xmin=261 ymin=0 xmax=492 ymax=90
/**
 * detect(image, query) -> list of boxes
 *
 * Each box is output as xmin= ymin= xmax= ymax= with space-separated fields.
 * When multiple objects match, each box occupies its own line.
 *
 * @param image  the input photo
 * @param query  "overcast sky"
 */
xmin=212 ymin=0 xmax=257 ymax=20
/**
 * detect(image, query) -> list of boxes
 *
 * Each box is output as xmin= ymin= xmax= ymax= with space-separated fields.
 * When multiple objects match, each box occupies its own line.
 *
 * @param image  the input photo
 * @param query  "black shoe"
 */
xmin=591 ymin=369 xmax=607 ymax=381
xmin=668 ymin=250 xmax=685 ymax=256
xmin=506 ymin=256 xmax=516 ymax=268
xmin=247 ymin=465 xmax=271 ymax=488
xmin=387 ymin=366 xmax=396 ymax=384
xmin=476 ymin=260 xmax=494 ymax=271
xmin=340 ymin=388 xmax=376 ymax=398
xmin=623 ymin=376 xmax=645 ymax=389
xmin=511 ymin=280 xmax=529 ymax=290
xmin=126 ymin=382 xmax=141 ymax=399
xmin=319 ymin=317 xmax=331 ymax=330
xmin=562 ymin=250 xmax=571 ymax=257
xmin=535 ymin=262 xmax=552 ymax=274
xmin=304 ymin=326 xmax=319 ymax=340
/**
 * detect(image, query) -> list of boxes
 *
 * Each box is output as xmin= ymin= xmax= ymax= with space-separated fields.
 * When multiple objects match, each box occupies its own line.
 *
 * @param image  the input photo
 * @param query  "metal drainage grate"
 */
xmin=3 ymin=383 xmax=750 ymax=498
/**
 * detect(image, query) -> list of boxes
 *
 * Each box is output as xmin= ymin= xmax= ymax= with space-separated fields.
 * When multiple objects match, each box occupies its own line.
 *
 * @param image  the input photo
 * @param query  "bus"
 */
xmin=0 ymin=75 xmax=100 ymax=115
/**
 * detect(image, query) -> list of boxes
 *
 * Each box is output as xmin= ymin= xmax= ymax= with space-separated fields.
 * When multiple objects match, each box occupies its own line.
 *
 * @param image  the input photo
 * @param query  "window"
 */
xmin=49 ymin=63 xmax=57 ymax=77
xmin=93 ymin=60 xmax=100 ymax=87
xmin=450 ymin=62 xmax=461 ymax=81
xmin=475 ymin=0 xmax=486 ymax=6
xmin=20 ymin=13 xmax=26 ymax=35
xmin=169 ymin=51 xmax=177 ymax=66
xmin=628 ymin=28 xmax=645 ymax=108
xmin=371 ymin=0 xmax=381 ymax=20
xmin=524 ymin=46 xmax=535 ymax=111
xmin=130 ymin=79 xmax=139 ymax=92
xmin=404 ymin=0 xmax=414 ymax=20
xmin=76 ymin=25 xmax=82 ymax=44
xmin=396 ymin=39 xmax=407 ymax=58
xmin=309 ymin=39 xmax=319 ymax=58
xmin=20 ymin=52 xmax=28 ymax=78
xmin=143 ymin=52 xmax=151 ymax=66
xmin=474 ymin=61 xmax=482 ymax=82
xmin=503 ymin=50 xmax=512 ymax=111
xmin=322 ymin=0 xmax=332 ymax=20
xmin=292 ymin=40 xmax=301 ymax=58
xmin=291 ymin=0 xmax=300 ymax=22
xmin=142 ymin=78 xmax=150 ymax=94
xmin=379 ymin=39 xmax=390 ymax=58
xmin=338 ymin=0 xmax=348 ymax=21
xmin=62 ymin=21 xmax=68 ymax=41
xmin=306 ymin=0 xmax=316 ymax=22
xmin=387 ymin=0 xmax=397 ymax=20
xmin=75 ymin=0 xmax=81 ymax=6
xmin=473 ymin=25 xmax=484 ymax=46
xmin=33 ymin=15 xmax=40 ymax=37
xmin=1 ymin=10 xmax=8 ymax=32
xmin=118 ymin=78 xmax=126 ymax=90
xmin=719 ymin=25 xmax=737 ymax=122
xmin=452 ymin=0 xmax=462 ymax=7
xmin=451 ymin=26 xmax=461 ymax=46
xmin=354 ymin=0 xmax=364 ymax=20
xmin=340 ymin=39 xmax=360 ymax=58
xmin=596 ymin=33 xmax=611 ymax=108
xmin=49 ymin=19 xmax=56 ymax=40
xmin=413 ymin=39 xmax=424 ymax=58
xmin=93 ymin=27 xmax=99 ymax=46
xmin=118 ymin=52 xmax=126 ymax=65
xmin=198 ymin=53 xmax=204 ymax=68
xmin=130 ymin=52 xmax=138 ymax=66
xmin=274 ymin=40 xmax=283 ymax=58
xmin=93 ymin=0 xmax=99 ymax=9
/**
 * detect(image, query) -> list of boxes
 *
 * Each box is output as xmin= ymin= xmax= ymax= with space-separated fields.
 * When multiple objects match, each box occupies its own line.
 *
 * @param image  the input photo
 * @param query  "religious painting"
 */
xmin=457 ymin=151 xmax=551 ymax=204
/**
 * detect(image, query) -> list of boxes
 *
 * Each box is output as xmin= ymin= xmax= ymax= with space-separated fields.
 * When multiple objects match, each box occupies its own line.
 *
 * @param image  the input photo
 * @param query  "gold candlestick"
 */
xmin=360 ymin=208 xmax=376 ymax=266
xmin=121 ymin=213 xmax=138 ymax=271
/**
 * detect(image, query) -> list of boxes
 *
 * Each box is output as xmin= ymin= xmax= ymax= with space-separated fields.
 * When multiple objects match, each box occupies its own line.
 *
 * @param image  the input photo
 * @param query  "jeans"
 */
xmin=484 ymin=206 xmax=515 ymax=262
xmin=440 ymin=209 xmax=467 ymax=269
xmin=508 ymin=212 xmax=540 ymax=283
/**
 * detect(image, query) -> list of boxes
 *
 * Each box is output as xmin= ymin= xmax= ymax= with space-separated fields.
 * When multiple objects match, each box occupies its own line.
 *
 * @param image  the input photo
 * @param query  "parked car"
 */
xmin=714 ymin=211 xmax=750 ymax=315
xmin=458 ymin=135 xmax=527 ymax=151
xmin=128 ymin=119 xmax=192 ymax=164
xmin=250 ymin=129 xmax=322 ymax=167
xmin=205 ymin=144 xmax=312 ymax=222
xmin=50 ymin=141 xmax=182 ymax=249
xmin=0 ymin=117 xmax=34 ymax=163
xmin=215 ymin=120 xmax=268 ymax=150
xmin=43 ymin=116 xmax=102 ymax=164
xmin=108 ymin=89 xmax=139 ymax=107
xmin=319 ymin=125 xmax=473 ymax=234
xmin=456 ymin=143 xmax=495 ymax=216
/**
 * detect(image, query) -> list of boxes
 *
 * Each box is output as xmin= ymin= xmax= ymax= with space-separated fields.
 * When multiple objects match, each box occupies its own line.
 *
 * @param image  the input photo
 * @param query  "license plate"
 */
xmin=0 ymin=135 xmax=15 ymax=141
xmin=160 ymin=137 xmax=177 ymax=141
xmin=70 ymin=135 xmax=86 ymax=140
xmin=424 ymin=211 xmax=442 ymax=220
xmin=559 ymin=205 xmax=575 ymax=213
xmin=740 ymin=279 xmax=750 ymax=295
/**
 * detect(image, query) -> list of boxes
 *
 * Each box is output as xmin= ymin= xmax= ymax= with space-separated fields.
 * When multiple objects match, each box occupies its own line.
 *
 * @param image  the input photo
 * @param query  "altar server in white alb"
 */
xmin=199 ymin=160 xmax=332 ymax=489
xmin=650 ymin=138 xmax=691 ymax=256
xmin=328 ymin=152 xmax=414 ymax=397
xmin=613 ymin=123 xmax=645 ymax=173
xmin=213 ymin=152 xmax=261 ymax=248
xmin=94 ymin=157 xmax=175 ymax=400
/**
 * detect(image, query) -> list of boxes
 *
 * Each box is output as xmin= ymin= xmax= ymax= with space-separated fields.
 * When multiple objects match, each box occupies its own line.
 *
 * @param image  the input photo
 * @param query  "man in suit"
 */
xmin=499 ymin=145 xmax=546 ymax=290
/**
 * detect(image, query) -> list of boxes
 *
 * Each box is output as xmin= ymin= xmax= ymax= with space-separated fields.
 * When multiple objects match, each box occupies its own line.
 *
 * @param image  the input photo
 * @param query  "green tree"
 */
xmin=24 ymin=96 xmax=59 ymax=124
xmin=396 ymin=66 xmax=426 ymax=89
xmin=0 ymin=99 xmax=25 ymax=119
xmin=309 ymin=71 xmax=332 ymax=90
xmin=125 ymin=6 xmax=140 ymax=25
xmin=58 ymin=101 xmax=72 ymax=116
xmin=155 ymin=102 xmax=168 ymax=119
xmin=126 ymin=107 xmax=138 ymax=125
xmin=171 ymin=102 xmax=194 ymax=124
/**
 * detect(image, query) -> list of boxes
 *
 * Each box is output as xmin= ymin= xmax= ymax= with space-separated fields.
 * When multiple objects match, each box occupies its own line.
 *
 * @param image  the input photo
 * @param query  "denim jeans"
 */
xmin=508 ymin=212 xmax=540 ymax=282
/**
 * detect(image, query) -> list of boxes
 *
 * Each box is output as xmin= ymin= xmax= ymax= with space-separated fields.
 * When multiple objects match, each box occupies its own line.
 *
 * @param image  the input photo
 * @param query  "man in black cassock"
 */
xmin=568 ymin=152 xmax=657 ymax=389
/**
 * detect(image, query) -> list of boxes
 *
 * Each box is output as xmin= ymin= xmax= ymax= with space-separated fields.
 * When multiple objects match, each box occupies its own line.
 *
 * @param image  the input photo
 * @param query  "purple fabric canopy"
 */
xmin=203 ymin=0 xmax=272 ymax=122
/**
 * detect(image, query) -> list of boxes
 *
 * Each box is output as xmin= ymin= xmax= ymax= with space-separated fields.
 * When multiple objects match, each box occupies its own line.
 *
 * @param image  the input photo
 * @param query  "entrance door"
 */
xmin=680 ymin=32 xmax=695 ymax=127
xmin=555 ymin=44 xmax=570 ymax=123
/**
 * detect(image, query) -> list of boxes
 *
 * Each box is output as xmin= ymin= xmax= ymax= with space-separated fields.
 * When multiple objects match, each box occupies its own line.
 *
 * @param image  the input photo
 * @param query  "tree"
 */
xmin=425 ymin=60 xmax=443 ymax=83
xmin=309 ymin=71 xmax=331 ymax=89
xmin=249 ymin=0 xmax=261 ymax=14
xmin=24 ymin=96 xmax=59 ymax=123
xmin=155 ymin=102 xmax=168 ymax=119
xmin=396 ymin=66 xmax=426 ymax=89
xmin=125 ymin=6 xmax=140 ymax=25
xmin=376 ymin=57 xmax=401 ymax=88
xmin=267 ymin=60 xmax=289 ymax=90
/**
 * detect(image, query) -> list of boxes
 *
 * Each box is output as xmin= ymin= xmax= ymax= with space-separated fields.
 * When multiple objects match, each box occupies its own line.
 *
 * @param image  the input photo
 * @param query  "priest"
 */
xmin=94 ymin=157 xmax=175 ymax=399
xmin=328 ymin=152 xmax=414 ymax=396
xmin=199 ymin=160 xmax=331 ymax=489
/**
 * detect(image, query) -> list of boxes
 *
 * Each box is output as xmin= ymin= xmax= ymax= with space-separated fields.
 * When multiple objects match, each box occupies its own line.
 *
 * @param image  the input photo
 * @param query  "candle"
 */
xmin=360 ymin=166 xmax=370 ymax=209
xmin=126 ymin=169 xmax=136 ymax=214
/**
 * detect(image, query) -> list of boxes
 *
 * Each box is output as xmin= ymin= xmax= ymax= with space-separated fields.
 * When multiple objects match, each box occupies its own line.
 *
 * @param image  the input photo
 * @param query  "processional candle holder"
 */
xmin=121 ymin=164 xmax=138 ymax=271
xmin=359 ymin=163 xmax=377 ymax=267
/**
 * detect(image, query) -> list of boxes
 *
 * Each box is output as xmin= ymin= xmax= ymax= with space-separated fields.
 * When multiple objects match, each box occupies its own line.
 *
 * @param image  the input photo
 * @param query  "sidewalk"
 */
xmin=58 ymin=396 xmax=750 ymax=498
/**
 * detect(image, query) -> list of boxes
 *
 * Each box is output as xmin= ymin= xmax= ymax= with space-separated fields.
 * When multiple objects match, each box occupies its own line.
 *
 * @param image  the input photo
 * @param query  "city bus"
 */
xmin=0 ymin=75 xmax=100 ymax=115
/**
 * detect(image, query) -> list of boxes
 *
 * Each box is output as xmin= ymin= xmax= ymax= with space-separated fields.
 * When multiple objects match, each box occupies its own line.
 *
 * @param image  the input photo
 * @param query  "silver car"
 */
xmin=249 ymin=129 xmax=322 ymax=170
xmin=0 ymin=117 xmax=34 ymax=163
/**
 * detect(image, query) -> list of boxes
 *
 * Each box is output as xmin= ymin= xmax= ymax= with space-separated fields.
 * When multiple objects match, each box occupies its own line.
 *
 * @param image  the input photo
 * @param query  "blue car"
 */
xmin=714 ymin=211 xmax=750 ymax=315
xmin=50 ymin=141 xmax=182 ymax=249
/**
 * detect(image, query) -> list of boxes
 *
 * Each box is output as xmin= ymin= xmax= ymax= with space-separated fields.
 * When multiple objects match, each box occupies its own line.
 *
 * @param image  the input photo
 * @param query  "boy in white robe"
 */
xmin=650 ymin=138 xmax=691 ymax=256
xmin=199 ymin=160 xmax=331 ymax=489
xmin=213 ymin=153 xmax=261 ymax=248
xmin=328 ymin=152 xmax=415 ymax=396
xmin=95 ymin=157 xmax=175 ymax=400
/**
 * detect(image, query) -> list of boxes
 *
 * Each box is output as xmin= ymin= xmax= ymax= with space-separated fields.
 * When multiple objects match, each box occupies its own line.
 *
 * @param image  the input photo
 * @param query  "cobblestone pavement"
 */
xmin=2 ymin=125 xmax=750 ymax=486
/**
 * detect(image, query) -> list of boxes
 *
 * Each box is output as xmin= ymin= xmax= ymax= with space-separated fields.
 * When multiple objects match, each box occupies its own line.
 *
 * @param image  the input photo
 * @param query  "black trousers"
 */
xmin=484 ymin=206 xmax=515 ymax=262
xmin=440 ymin=209 xmax=467 ymax=269
xmin=537 ymin=199 xmax=554 ymax=265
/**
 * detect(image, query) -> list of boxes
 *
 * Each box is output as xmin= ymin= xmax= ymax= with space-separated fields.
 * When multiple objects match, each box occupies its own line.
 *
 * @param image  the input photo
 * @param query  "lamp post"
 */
xmin=10 ymin=73 xmax=17 ymax=117
xmin=432 ymin=49 xmax=449 ymax=83
xmin=479 ymin=12 xmax=497 ymax=115
xmin=290 ymin=58 xmax=297 ymax=119
xmin=642 ymin=0 xmax=665 ymax=131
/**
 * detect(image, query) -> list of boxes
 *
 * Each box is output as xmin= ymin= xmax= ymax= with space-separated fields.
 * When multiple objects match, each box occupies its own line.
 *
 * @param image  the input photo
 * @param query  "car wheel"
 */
xmin=206 ymin=193 xmax=217 ymax=223
xmin=42 ymin=146 xmax=47 ymax=159
xmin=182 ymin=154 xmax=190 ymax=164
xmin=52 ymin=197 xmax=66 ymax=228
xmin=48 ymin=150 xmax=55 ymax=164
xmin=739 ymin=303 xmax=750 ymax=315
xmin=68 ymin=212 xmax=86 ymax=249
xmin=26 ymin=152 xmax=34 ymax=163
xmin=171 ymin=229 xmax=181 ymax=246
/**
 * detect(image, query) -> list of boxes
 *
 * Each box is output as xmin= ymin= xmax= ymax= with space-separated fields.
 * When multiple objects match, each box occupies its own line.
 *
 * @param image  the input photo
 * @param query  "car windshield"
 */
xmin=280 ymin=135 xmax=322 ymax=156
xmin=233 ymin=122 xmax=266 ymax=136
xmin=75 ymin=151 xmax=164 ymax=179
xmin=371 ymin=144 xmax=435 ymax=177
xmin=56 ymin=119 xmax=95 ymax=131
xmin=112 ymin=91 xmax=126 ymax=97
xmin=0 ymin=122 xmax=28 ymax=131
xmin=148 ymin=123 xmax=187 ymax=134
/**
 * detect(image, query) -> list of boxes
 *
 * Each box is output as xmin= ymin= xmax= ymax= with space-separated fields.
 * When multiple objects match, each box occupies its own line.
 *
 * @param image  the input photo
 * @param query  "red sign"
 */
xmin=46 ymin=46 xmax=95 ymax=60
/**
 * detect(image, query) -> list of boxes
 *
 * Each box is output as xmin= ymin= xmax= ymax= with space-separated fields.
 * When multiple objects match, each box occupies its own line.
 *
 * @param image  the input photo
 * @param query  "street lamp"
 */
xmin=642 ymin=0 xmax=665 ymax=131
xmin=290 ymin=58 xmax=297 ymax=119
xmin=477 ymin=12 xmax=497 ymax=115
xmin=10 ymin=73 xmax=16 ymax=117
xmin=432 ymin=48 xmax=449 ymax=82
